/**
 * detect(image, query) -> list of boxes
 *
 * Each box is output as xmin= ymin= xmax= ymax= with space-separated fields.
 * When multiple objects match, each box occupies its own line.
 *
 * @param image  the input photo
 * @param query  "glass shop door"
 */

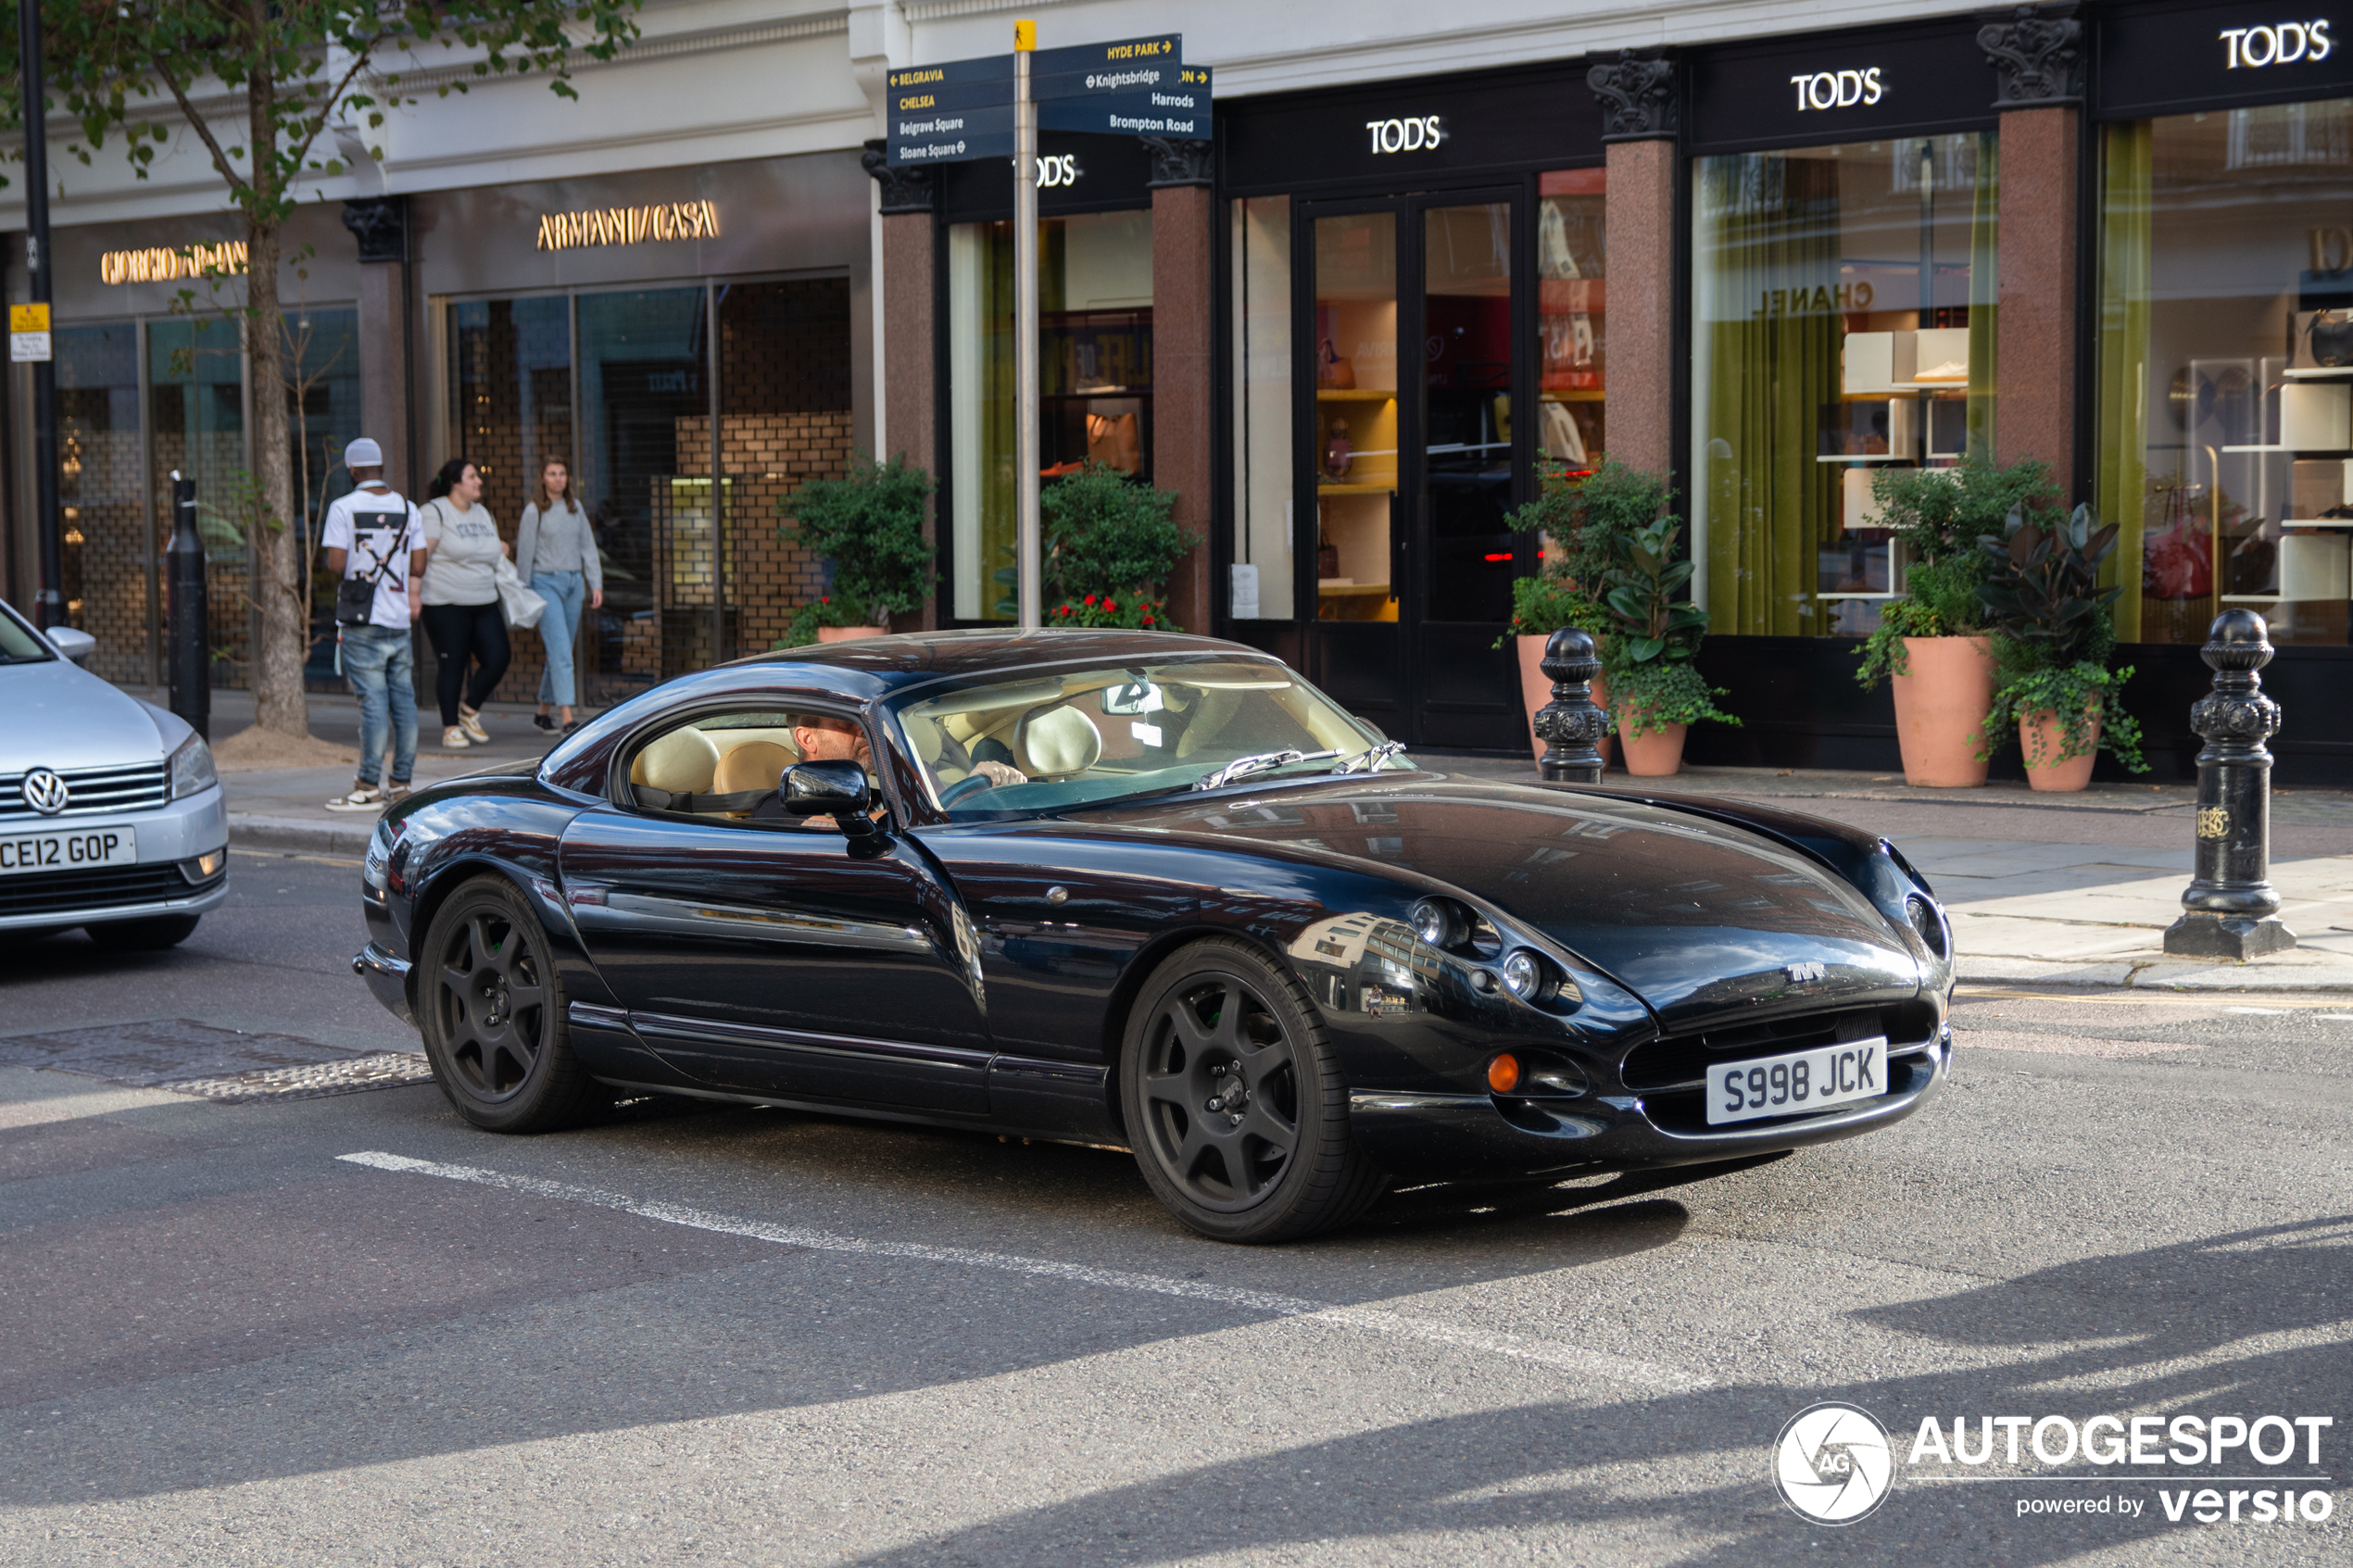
xmin=1297 ymin=193 xmax=1529 ymax=749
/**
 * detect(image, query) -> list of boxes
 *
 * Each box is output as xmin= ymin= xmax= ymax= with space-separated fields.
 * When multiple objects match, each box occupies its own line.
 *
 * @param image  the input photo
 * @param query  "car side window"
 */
xmin=622 ymin=709 xmax=831 ymax=826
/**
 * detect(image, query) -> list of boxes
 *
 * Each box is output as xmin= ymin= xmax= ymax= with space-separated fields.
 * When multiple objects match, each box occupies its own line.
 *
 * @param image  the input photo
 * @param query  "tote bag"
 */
xmin=493 ymin=554 xmax=547 ymax=630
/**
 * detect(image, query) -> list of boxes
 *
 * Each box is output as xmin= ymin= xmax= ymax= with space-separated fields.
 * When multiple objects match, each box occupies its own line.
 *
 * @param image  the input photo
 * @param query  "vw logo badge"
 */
xmin=1773 ymin=1401 xmax=1894 ymax=1524
xmin=21 ymin=767 xmax=70 ymax=816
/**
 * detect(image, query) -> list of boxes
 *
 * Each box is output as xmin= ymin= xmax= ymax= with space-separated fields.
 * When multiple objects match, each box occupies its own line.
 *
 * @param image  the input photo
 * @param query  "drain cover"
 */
xmin=0 ymin=1018 xmax=433 ymax=1104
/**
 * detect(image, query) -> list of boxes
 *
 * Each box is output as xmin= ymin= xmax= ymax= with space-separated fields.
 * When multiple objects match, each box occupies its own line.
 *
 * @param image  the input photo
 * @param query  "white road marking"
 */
xmin=0 ymin=1085 xmax=187 ymax=1128
xmin=337 ymin=1149 xmax=1711 ymax=1394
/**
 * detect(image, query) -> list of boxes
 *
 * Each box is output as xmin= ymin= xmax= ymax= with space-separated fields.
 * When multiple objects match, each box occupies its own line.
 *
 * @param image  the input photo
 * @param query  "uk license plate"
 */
xmin=0 ymin=824 xmax=138 ymax=877
xmin=1705 ymin=1037 xmax=1885 ymax=1125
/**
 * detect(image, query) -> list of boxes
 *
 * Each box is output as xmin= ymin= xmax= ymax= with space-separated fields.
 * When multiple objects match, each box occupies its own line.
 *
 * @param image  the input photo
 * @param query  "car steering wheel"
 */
xmin=940 ymin=772 xmax=995 ymax=807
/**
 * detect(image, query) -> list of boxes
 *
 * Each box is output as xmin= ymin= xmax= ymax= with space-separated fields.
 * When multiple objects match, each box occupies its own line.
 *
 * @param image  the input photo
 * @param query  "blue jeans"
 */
xmin=343 ymin=624 xmax=417 ymax=786
xmin=533 ymin=571 xmax=585 ymax=708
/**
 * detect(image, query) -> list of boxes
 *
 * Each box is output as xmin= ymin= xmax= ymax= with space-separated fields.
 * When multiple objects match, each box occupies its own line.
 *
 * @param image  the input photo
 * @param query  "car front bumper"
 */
xmin=353 ymin=940 xmax=414 ymax=1022
xmin=1347 ymin=1030 xmax=1952 ymax=1180
xmin=0 ymin=785 xmax=230 ymax=932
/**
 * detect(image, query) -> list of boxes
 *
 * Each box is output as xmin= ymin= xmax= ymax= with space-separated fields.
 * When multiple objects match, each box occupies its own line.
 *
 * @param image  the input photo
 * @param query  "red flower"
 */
xmin=1141 ymin=615 xmax=1155 ymax=626
xmin=1105 ymin=600 xmax=1118 ymax=613
xmin=820 ymin=596 xmax=830 ymax=604
xmin=1084 ymin=594 xmax=1097 ymax=606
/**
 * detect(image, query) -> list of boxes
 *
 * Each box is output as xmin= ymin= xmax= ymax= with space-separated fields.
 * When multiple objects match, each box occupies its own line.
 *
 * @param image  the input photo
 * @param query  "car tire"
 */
xmin=84 ymin=914 xmax=200 ymax=950
xmin=417 ymin=875 xmax=602 ymax=1133
xmin=1120 ymin=936 xmax=1387 ymax=1244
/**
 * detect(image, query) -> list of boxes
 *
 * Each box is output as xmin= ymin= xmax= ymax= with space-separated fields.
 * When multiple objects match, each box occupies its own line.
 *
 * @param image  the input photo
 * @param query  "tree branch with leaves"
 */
xmin=1 ymin=0 xmax=641 ymax=735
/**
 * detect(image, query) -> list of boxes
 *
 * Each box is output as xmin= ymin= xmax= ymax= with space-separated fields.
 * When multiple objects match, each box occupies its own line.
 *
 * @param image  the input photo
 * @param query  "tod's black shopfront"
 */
xmin=1215 ymin=67 xmax=1604 ymax=752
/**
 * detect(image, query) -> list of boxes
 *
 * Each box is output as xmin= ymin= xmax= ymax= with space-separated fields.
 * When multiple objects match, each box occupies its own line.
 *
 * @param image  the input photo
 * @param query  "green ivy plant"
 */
xmin=774 ymin=454 xmax=936 ymax=646
xmin=1041 ymin=462 xmax=1194 ymax=617
xmin=1599 ymin=513 xmax=1738 ymax=739
xmin=1855 ymin=458 xmax=2062 ymax=688
xmin=1972 ymin=502 xmax=2148 ymax=771
xmin=1489 ymin=459 xmax=1659 ymax=649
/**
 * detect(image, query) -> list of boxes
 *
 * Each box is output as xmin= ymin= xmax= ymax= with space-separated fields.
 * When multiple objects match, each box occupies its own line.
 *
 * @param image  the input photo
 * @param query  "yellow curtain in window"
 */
xmin=1699 ymin=155 xmax=1843 ymax=636
xmin=1968 ymin=133 xmax=2000 ymax=459
xmin=2095 ymin=122 xmax=2156 ymax=643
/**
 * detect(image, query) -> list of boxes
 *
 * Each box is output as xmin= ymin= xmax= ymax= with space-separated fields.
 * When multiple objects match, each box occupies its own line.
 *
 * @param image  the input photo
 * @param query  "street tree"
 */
xmin=0 ymin=1 xmax=641 ymax=738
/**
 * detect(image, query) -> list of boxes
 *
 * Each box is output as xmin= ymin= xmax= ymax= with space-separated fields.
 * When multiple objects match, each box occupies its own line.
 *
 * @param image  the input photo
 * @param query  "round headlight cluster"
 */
xmin=1412 ymin=897 xmax=1467 ymax=949
xmin=1907 ymin=896 xmax=1948 ymax=960
xmin=1502 ymin=948 xmax=1581 ymax=1009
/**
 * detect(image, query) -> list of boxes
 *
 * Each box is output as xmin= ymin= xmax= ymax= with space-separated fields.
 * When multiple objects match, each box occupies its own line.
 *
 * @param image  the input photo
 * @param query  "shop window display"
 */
xmin=1229 ymin=194 xmax=1291 ymax=621
xmin=2097 ymin=100 xmax=2353 ymax=646
xmin=1537 ymin=169 xmax=1606 ymax=470
xmin=1690 ymin=133 xmax=1997 ymax=638
xmin=948 ymin=210 xmax=1153 ymax=621
xmin=148 ymin=317 xmax=250 ymax=684
xmin=56 ymin=325 xmax=145 ymax=684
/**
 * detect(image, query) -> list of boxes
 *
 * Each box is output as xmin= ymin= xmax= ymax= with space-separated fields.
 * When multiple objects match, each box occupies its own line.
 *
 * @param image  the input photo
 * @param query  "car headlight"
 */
xmin=1411 ymin=897 xmax=1467 ymax=949
xmin=1907 ymin=896 xmax=1949 ymax=960
xmin=169 ymin=734 xmax=218 ymax=800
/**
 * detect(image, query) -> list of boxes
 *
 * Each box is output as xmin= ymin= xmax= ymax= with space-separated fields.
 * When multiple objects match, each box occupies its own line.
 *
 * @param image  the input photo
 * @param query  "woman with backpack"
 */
xmin=514 ymin=458 xmax=602 ymax=734
xmin=418 ymin=458 xmax=511 ymax=749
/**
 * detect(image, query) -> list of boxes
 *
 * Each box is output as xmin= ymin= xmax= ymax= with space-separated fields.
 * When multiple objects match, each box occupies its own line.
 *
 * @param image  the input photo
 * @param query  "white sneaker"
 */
xmin=458 ymin=707 xmax=490 ymax=744
xmin=325 ymin=782 xmax=386 ymax=812
xmin=442 ymin=726 xmax=472 ymax=749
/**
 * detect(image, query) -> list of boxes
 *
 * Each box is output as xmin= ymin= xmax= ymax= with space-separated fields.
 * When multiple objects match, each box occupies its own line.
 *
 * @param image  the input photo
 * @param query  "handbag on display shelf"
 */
xmin=1316 ymin=336 xmax=1356 ymax=390
xmin=493 ymin=553 xmax=548 ymax=629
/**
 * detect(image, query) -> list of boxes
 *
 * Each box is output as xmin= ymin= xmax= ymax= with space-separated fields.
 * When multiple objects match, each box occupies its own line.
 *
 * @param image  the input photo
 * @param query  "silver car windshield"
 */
xmin=887 ymin=658 xmax=1410 ymax=818
xmin=0 ymin=603 xmax=57 ymax=664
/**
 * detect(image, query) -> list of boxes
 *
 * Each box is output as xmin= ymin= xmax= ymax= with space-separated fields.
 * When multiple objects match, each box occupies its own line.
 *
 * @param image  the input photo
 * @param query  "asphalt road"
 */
xmin=2 ymin=851 xmax=2348 ymax=1566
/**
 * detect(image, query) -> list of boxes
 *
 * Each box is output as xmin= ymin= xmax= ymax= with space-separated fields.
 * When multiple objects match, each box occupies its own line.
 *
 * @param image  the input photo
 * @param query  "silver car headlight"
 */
xmin=169 ymin=733 xmax=218 ymax=799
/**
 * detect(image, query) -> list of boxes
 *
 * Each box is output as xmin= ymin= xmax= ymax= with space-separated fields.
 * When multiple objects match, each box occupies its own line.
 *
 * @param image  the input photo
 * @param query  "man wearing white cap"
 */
xmin=319 ymin=437 xmax=426 ymax=811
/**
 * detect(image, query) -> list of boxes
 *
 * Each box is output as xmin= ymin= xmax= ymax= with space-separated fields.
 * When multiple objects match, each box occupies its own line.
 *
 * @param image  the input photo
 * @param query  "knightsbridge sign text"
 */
xmin=535 ymin=199 xmax=722 ymax=252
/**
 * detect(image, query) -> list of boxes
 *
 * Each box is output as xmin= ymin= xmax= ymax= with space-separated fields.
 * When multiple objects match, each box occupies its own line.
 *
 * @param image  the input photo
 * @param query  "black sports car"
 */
xmin=354 ymin=629 xmax=1953 ymax=1242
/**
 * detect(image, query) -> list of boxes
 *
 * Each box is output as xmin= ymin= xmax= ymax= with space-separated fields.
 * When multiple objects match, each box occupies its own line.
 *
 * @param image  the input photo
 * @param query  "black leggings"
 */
xmin=421 ymin=601 xmax=510 ymax=726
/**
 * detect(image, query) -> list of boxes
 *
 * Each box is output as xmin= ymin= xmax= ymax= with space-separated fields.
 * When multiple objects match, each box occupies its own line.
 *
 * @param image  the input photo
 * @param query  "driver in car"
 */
xmin=791 ymin=714 xmax=1026 ymax=796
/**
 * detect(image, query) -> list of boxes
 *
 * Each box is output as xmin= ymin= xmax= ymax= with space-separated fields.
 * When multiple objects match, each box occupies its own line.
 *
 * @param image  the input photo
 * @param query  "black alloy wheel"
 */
xmin=419 ymin=876 xmax=598 ymax=1132
xmin=1122 ymin=936 xmax=1386 ymax=1244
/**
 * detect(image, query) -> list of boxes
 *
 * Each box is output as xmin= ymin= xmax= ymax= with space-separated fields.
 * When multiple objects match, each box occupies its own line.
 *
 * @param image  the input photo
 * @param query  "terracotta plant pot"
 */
xmin=1617 ymin=717 xmax=1688 ymax=777
xmin=816 ymin=624 xmax=888 ymax=644
xmin=1889 ymin=635 xmax=1995 ymax=788
xmin=1516 ymin=633 xmax=1612 ymax=767
xmin=2020 ymin=708 xmax=2101 ymax=793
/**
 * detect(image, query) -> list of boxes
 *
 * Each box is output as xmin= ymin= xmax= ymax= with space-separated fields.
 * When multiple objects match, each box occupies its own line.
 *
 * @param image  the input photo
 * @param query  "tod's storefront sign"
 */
xmin=1686 ymin=22 xmax=1994 ymax=154
xmin=2103 ymin=2 xmax=2353 ymax=118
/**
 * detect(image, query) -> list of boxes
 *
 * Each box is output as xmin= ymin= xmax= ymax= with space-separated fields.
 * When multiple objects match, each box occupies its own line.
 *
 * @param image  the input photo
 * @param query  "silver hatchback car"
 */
xmin=0 ymin=597 xmax=228 ymax=948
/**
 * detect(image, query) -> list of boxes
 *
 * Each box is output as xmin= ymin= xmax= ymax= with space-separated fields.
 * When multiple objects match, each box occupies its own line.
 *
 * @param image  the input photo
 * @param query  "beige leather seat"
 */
xmin=630 ymin=725 xmax=720 ymax=796
xmin=1013 ymin=706 xmax=1102 ymax=779
xmin=712 ymin=740 xmax=795 ymax=803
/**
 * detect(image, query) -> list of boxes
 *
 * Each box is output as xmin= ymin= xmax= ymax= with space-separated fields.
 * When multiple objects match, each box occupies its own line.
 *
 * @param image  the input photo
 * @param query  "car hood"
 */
xmin=0 ymin=659 xmax=168 ymax=771
xmin=1080 ymin=773 xmax=1922 ymax=1026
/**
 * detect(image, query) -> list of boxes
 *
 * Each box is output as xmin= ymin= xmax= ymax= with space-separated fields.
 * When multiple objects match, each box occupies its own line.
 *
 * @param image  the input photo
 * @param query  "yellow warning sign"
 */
xmin=9 ymin=303 xmax=49 ymax=332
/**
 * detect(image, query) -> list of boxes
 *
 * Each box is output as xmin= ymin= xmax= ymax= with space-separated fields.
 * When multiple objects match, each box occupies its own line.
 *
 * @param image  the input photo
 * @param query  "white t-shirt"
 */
xmin=321 ymin=487 xmax=422 ymax=631
xmin=420 ymin=498 xmax=505 ymax=606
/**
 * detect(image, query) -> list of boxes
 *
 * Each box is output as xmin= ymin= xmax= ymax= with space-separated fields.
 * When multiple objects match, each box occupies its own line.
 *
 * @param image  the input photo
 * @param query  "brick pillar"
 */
xmin=342 ymin=199 xmax=412 ymax=494
xmin=1147 ymin=138 xmax=1215 ymax=637
xmin=1588 ymin=50 xmax=1680 ymax=479
xmin=1979 ymin=3 xmax=2089 ymax=488
xmin=864 ymin=145 xmax=941 ymax=629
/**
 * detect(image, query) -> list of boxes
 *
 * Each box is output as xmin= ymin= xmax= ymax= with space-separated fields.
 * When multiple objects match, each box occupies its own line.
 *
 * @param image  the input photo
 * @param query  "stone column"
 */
xmin=1981 ymin=4 xmax=2086 ymax=486
xmin=342 ymin=198 xmax=412 ymax=494
xmin=862 ymin=144 xmax=940 ymax=630
xmin=1147 ymin=136 xmax=1214 ymax=638
xmin=1589 ymin=50 xmax=1679 ymax=478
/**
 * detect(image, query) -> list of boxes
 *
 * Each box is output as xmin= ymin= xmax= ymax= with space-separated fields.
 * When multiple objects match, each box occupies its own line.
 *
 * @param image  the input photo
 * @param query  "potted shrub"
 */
xmin=1038 ymin=460 xmax=1195 ymax=625
xmin=1855 ymin=458 xmax=2057 ymax=787
xmin=1975 ymin=502 xmax=2149 ymax=792
xmin=1600 ymin=508 xmax=1738 ymax=775
xmin=1494 ymin=459 xmax=1656 ymax=762
xmin=774 ymin=454 xmax=936 ymax=647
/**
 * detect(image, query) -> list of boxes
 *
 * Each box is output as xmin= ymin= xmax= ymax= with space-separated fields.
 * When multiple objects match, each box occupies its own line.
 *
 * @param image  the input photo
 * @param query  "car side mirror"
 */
xmin=46 ymin=626 xmax=95 ymax=667
xmin=781 ymin=759 xmax=872 ymax=820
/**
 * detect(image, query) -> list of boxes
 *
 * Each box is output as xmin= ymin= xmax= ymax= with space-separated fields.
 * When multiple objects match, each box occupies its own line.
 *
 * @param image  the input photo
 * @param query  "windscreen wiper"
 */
xmin=1328 ymin=741 xmax=1406 ymax=775
xmin=1193 ymin=748 xmax=1340 ymax=791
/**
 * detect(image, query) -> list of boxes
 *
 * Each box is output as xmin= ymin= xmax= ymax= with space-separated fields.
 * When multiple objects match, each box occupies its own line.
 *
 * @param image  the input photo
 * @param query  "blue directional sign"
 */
xmin=886 ymin=35 xmax=1205 ymax=165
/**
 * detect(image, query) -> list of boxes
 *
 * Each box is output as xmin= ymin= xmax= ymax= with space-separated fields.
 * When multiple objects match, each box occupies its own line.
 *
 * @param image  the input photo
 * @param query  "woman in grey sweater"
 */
xmin=514 ymin=459 xmax=603 ymax=732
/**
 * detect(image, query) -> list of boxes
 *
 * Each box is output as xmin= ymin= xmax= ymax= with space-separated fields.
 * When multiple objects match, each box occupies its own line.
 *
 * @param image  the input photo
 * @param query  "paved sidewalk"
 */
xmin=177 ymin=680 xmax=2353 ymax=992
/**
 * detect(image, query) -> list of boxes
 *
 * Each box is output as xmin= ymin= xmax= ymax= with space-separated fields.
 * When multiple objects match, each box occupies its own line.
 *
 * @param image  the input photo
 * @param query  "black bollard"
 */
xmin=2162 ymin=609 xmax=2295 ymax=960
xmin=164 ymin=470 xmax=209 ymax=741
xmin=1533 ymin=628 xmax=1609 ymax=784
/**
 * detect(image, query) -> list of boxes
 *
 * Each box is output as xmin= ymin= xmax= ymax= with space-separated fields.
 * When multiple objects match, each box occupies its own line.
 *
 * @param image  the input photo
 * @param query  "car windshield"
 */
xmin=887 ymin=657 xmax=1411 ymax=819
xmin=0 ymin=602 xmax=57 ymax=664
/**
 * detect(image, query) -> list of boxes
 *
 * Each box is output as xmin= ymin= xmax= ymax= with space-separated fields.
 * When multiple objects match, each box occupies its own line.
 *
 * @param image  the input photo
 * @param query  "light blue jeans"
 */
xmin=343 ymin=624 xmax=417 ymax=786
xmin=533 ymin=571 xmax=585 ymax=708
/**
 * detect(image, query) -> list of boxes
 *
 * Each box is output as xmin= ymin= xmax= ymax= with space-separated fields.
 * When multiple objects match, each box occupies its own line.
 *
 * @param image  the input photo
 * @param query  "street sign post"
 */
xmin=1013 ymin=21 xmax=1041 ymax=629
xmin=8 ymin=302 xmax=52 ymax=363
